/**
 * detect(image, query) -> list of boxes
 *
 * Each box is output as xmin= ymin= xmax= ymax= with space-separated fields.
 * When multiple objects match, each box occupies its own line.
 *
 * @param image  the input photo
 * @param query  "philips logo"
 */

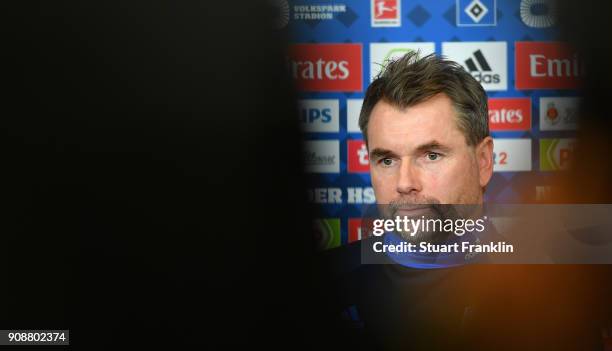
xmin=298 ymin=99 xmax=339 ymax=132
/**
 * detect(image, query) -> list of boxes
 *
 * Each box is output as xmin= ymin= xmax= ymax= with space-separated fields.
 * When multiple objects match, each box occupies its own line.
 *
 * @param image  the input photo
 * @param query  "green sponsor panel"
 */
xmin=540 ymin=138 xmax=575 ymax=171
xmin=313 ymin=218 xmax=341 ymax=250
xmin=540 ymin=139 xmax=557 ymax=171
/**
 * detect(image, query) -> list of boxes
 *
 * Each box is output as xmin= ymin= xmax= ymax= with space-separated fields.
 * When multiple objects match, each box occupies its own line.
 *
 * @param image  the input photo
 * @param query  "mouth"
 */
xmin=394 ymin=205 xmax=434 ymax=217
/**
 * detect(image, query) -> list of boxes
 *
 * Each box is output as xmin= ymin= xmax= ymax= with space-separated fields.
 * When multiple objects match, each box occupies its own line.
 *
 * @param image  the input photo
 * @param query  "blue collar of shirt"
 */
xmin=383 ymin=229 xmax=486 ymax=269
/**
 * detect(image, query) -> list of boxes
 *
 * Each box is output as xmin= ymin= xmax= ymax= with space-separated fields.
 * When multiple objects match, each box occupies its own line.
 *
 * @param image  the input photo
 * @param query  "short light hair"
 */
xmin=359 ymin=52 xmax=489 ymax=147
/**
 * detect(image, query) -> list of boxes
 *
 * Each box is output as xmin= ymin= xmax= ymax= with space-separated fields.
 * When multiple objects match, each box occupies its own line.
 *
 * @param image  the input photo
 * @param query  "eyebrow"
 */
xmin=369 ymin=140 xmax=452 ymax=159
xmin=414 ymin=140 xmax=452 ymax=154
xmin=369 ymin=148 xmax=399 ymax=160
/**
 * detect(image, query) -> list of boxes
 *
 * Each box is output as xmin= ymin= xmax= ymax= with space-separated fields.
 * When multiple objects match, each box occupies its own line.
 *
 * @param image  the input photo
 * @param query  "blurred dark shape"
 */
xmin=312 ymin=2 xmax=612 ymax=350
xmin=470 ymin=2 xmax=612 ymax=350
xmin=2 ymin=1 xmax=315 ymax=348
xmin=553 ymin=1 xmax=612 ymax=202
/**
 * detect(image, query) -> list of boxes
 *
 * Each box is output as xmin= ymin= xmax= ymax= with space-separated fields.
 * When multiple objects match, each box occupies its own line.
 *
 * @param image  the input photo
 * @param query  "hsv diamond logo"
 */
xmin=540 ymin=138 xmax=575 ymax=171
xmin=457 ymin=0 xmax=497 ymax=27
xmin=515 ymin=42 xmax=583 ymax=90
xmin=347 ymin=140 xmax=369 ymax=173
xmin=442 ymin=42 xmax=507 ymax=91
xmin=539 ymin=97 xmax=579 ymax=131
xmin=369 ymin=42 xmax=435 ymax=82
xmin=371 ymin=0 xmax=401 ymax=27
xmin=289 ymin=43 xmax=362 ymax=92
xmin=488 ymin=98 xmax=531 ymax=131
xmin=493 ymin=139 xmax=532 ymax=172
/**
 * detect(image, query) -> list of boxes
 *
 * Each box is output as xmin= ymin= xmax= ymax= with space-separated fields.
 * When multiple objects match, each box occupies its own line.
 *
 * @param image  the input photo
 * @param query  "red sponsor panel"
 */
xmin=348 ymin=218 xmax=374 ymax=243
xmin=515 ymin=42 xmax=583 ymax=90
xmin=288 ymin=43 xmax=362 ymax=92
xmin=488 ymin=98 xmax=531 ymax=131
xmin=347 ymin=139 xmax=369 ymax=173
xmin=348 ymin=218 xmax=363 ymax=243
xmin=373 ymin=0 xmax=398 ymax=19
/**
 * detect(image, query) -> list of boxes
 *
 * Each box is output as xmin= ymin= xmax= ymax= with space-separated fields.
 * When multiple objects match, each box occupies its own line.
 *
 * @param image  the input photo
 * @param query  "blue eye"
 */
xmin=382 ymin=158 xmax=393 ymax=166
xmin=427 ymin=152 xmax=440 ymax=161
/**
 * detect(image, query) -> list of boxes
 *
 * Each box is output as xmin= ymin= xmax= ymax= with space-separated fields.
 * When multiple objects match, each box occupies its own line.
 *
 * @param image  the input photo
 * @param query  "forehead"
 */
xmin=367 ymin=94 xmax=466 ymax=150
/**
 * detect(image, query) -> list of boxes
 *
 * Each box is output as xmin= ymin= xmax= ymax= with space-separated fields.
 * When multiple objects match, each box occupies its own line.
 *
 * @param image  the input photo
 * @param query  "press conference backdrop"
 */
xmin=283 ymin=0 xmax=579 ymax=249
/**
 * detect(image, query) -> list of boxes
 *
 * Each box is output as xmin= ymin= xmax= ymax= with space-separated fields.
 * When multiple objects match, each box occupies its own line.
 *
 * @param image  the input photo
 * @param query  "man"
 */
xmin=314 ymin=52 xmax=495 ymax=350
xmin=361 ymin=52 xmax=495 ymax=261
xmin=314 ymin=52 xmax=606 ymax=351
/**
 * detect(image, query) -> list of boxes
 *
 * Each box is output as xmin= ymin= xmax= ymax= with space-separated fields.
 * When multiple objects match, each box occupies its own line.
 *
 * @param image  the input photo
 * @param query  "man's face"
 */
xmin=367 ymin=93 xmax=494 ymax=214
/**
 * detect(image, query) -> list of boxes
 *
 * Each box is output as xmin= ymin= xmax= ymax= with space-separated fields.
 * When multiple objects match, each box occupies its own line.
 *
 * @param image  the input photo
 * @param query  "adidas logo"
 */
xmin=464 ymin=49 xmax=500 ymax=84
xmin=442 ymin=42 xmax=507 ymax=91
xmin=465 ymin=49 xmax=491 ymax=71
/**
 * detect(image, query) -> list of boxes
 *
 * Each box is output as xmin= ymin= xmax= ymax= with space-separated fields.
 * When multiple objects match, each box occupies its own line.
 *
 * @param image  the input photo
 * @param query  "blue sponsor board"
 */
xmin=286 ymin=0 xmax=579 ymax=246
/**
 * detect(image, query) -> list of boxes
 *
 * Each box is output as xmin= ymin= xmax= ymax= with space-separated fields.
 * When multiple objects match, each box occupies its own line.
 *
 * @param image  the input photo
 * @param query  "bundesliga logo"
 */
xmin=371 ymin=0 xmax=401 ymax=27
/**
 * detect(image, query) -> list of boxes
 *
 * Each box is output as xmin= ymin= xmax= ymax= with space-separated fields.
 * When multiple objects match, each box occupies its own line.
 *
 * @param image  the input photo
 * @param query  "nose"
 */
xmin=396 ymin=158 xmax=422 ymax=195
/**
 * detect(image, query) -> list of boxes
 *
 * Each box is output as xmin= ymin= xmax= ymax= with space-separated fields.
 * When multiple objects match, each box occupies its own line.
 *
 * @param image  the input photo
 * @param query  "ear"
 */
xmin=476 ymin=136 xmax=494 ymax=188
